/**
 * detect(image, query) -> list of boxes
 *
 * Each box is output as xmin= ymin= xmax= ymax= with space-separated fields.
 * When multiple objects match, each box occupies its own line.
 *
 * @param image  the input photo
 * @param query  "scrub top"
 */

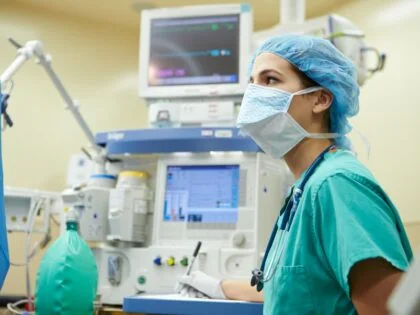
xmin=263 ymin=149 xmax=413 ymax=315
xmin=0 ymin=89 xmax=10 ymax=288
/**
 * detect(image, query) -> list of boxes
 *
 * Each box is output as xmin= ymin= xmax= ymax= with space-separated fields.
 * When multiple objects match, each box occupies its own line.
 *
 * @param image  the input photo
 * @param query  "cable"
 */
xmin=7 ymin=198 xmax=44 ymax=314
xmin=6 ymin=299 xmax=33 ymax=315
xmin=10 ymin=233 xmax=51 ymax=267
xmin=9 ymin=199 xmax=41 ymax=267
xmin=10 ymin=240 xmax=46 ymax=267
xmin=10 ymin=261 xmax=27 ymax=267
xmin=24 ymin=198 xmax=43 ymax=312
xmin=7 ymin=300 xmax=100 ymax=315
xmin=50 ymin=214 xmax=60 ymax=226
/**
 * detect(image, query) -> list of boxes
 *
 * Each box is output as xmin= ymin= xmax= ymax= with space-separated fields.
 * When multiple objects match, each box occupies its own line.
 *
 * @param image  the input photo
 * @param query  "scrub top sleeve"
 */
xmin=312 ymin=173 xmax=410 ymax=297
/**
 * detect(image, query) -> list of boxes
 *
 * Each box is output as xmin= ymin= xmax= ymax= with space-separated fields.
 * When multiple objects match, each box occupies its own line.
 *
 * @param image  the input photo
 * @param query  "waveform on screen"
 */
xmin=153 ymin=49 xmax=232 ymax=59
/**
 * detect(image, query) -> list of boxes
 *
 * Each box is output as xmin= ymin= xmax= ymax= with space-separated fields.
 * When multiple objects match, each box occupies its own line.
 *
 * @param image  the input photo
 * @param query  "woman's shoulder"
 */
xmin=308 ymin=149 xmax=378 ymax=192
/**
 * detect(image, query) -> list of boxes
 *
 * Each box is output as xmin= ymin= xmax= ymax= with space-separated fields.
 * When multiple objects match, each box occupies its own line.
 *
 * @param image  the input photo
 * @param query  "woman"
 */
xmin=177 ymin=35 xmax=412 ymax=314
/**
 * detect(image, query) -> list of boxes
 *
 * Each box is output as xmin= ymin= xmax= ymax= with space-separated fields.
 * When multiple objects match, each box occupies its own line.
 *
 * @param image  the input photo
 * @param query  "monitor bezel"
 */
xmin=139 ymin=4 xmax=252 ymax=99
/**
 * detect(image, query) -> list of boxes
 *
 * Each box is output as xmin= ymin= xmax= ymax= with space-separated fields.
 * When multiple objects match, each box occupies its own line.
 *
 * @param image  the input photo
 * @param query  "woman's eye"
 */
xmin=267 ymin=77 xmax=279 ymax=85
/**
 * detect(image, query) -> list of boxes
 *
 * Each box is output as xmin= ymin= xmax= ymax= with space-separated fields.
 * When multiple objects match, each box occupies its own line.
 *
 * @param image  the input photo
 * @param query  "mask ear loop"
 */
xmin=309 ymin=132 xmax=341 ymax=139
xmin=351 ymin=127 xmax=371 ymax=160
xmin=292 ymin=86 xmax=324 ymax=96
xmin=294 ymin=85 xmax=370 ymax=160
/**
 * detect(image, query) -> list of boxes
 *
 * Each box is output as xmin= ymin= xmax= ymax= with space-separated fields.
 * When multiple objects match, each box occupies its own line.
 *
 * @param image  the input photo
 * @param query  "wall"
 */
xmin=0 ymin=1 xmax=146 ymax=294
xmin=331 ymin=0 xmax=420 ymax=250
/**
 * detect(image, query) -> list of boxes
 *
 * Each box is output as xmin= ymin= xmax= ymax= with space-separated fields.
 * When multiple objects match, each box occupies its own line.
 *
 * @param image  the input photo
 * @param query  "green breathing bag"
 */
xmin=35 ymin=219 xmax=98 ymax=315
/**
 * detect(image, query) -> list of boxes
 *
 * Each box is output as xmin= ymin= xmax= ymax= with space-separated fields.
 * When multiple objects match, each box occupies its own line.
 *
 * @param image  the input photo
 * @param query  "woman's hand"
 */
xmin=175 ymin=271 xmax=264 ymax=302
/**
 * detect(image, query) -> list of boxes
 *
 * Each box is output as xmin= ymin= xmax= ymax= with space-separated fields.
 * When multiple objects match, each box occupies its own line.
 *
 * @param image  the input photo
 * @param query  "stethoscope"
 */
xmin=251 ymin=145 xmax=336 ymax=292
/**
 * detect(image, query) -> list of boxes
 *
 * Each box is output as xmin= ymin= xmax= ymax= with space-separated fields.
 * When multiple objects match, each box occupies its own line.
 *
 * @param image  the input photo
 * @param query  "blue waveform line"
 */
xmin=153 ymin=49 xmax=232 ymax=58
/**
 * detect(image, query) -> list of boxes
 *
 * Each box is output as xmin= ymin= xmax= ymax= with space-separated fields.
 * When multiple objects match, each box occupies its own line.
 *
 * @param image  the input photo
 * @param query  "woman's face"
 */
xmin=249 ymin=52 xmax=330 ymax=133
xmin=249 ymin=52 xmax=305 ymax=92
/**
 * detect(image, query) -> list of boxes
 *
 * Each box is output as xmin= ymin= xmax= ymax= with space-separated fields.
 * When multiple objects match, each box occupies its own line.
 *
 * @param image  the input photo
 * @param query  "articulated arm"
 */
xmin=0 ymin=38 xmax=107 ymax=173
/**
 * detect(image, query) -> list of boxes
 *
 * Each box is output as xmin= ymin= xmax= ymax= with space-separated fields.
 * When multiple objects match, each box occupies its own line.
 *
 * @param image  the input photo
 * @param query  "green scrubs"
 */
xmin=263 ymin=149 xmax=413 ymax=315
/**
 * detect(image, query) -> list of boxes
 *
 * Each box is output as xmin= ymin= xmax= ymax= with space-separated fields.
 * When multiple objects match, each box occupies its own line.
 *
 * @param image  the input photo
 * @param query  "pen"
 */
xmin=176 ymin=241 xmax=202 ymax=296
xmin=186 ymin=241 xmax=202 ymax=275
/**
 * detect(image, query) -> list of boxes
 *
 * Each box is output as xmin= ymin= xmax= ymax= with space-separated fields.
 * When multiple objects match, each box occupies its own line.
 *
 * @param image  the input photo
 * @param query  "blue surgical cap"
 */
xmin=249 ymin=34 xmax=360 ymax=148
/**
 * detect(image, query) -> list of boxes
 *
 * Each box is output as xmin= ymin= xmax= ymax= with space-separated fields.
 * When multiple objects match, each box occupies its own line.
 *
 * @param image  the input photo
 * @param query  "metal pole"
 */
xmin=280 ymin=0 xmax=305 ymax=25
xmin=0 ymin=54 xmax=29 ymax=84
xmin=36 ymin=53 xmax=99 ymax=151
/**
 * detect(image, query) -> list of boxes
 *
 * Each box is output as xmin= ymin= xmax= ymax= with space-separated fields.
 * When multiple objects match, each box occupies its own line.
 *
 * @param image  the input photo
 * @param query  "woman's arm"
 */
xmin=350 ymin=258 xmax=404 ymax=315
xmin=222 ymin=279 xmax=264 ymax=302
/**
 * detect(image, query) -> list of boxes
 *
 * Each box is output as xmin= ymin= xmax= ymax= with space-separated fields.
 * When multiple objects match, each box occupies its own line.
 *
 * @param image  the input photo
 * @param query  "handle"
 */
xmin=193 ymin=241 xmax=202 ymax=257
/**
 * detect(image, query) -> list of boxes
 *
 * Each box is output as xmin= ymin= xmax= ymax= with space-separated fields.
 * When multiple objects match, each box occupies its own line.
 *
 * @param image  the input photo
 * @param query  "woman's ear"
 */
xmin=313 ymin=90 xmax=333 ymax=114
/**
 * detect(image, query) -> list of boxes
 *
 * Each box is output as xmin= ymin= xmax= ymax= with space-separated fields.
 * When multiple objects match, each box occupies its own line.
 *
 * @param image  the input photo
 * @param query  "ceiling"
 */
xmin=12 ymin=0 xmax=355 ymax=31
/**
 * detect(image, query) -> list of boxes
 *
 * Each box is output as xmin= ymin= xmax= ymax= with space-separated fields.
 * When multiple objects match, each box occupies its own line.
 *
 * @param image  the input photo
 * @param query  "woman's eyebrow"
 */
xmin=256 ymin=68 xmax=286 ymax=78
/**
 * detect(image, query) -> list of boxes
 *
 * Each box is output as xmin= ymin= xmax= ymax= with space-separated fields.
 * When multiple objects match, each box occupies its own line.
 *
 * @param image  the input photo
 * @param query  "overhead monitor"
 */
xmin=139 ymin=4 xmax=252 ymax=99
xmin=163 ymin=165 xmax=240 ymax=229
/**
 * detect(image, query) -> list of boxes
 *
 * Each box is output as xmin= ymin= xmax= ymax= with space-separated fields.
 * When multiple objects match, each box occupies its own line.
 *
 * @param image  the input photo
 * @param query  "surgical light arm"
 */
xmin=0 ymin=38 xmax=106 ymax=172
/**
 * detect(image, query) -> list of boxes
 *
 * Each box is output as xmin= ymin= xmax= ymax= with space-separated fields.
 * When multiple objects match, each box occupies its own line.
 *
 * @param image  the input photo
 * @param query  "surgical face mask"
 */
xmin=237 ymin=84 xmax=339 ymax=158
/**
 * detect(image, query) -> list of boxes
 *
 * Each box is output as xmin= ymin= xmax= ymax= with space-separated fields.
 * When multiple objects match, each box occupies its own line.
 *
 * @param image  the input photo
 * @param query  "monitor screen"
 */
xmin=164 ymin=165 xmax=240 ymax=229
xmin=148 ymin=15 xmax=240 ymax=87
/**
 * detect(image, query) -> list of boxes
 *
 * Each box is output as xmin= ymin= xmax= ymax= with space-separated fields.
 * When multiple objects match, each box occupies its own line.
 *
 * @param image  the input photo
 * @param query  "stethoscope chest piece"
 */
xmin=251 ymin=268 xmax=264 ymax=292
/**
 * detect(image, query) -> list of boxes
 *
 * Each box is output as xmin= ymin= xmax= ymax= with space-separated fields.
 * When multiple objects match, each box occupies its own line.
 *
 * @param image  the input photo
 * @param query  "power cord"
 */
xmin=7 ymin=197 xmax=45 ymax=314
